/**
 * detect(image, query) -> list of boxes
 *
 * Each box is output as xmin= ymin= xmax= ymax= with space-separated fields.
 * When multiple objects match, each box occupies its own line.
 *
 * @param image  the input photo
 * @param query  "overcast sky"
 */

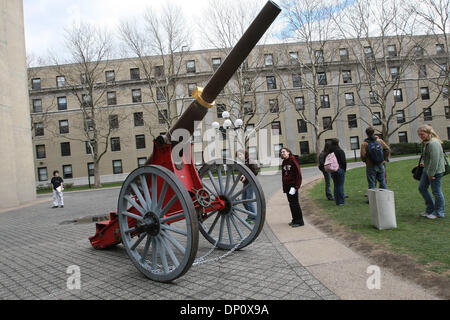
xmin=23 ymin=0 xmax=276 ymax=62
xmin=24 ymin=0 xmax=436 ymax=66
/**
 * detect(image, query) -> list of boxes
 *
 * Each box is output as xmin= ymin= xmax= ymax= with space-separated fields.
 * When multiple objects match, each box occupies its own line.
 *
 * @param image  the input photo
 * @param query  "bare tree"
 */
xmin=200 ymin=0 xmax=287 ymax=148
xmin=49 ymin=23 xmax=123 ymax=187
xmin=409 ymin=0 xmax=449 ymax=116
xmin=119 ymin=3 xmax=191 ymax=138
xmin=333 ymin=0 xmax=446 ymax=144
xmin=280 ymin=0 xmax=349 ymax=155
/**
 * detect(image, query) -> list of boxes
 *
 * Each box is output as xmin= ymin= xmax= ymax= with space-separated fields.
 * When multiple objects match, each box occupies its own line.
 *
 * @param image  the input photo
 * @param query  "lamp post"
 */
xmin=211 ymin=111 xmax=243 ymax=159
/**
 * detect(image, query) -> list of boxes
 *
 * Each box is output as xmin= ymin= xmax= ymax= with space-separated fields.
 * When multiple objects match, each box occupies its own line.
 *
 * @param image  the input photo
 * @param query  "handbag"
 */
xmin=411 ymin=154 xmax=423 ymax=181
xmin=443 ymin=152 xmax=450 ymax=176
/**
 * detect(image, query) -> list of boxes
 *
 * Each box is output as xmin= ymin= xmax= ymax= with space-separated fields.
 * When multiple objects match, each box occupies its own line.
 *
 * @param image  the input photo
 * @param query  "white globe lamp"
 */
xmin=211 ymin=121 xmax=220 ymax=129
xmin=223 ymin=119 xmax=232 ymax=129
xmin=234 ymin=119 xmax=243 ymax=128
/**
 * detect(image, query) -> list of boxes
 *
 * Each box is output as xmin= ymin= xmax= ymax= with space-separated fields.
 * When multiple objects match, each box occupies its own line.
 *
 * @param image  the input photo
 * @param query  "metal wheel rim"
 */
xmin=117 ymin=165 xmax=198 ymax=282
xmin=197 ymin=159 xmax=266 ymax=250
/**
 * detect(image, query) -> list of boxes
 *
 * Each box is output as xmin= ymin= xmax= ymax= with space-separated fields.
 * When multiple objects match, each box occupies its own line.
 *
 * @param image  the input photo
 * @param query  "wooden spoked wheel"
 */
xmin=197 ymin=159 xmax=266 ymax=250
xmin=117 ymin=165 xmax=198 ymax=282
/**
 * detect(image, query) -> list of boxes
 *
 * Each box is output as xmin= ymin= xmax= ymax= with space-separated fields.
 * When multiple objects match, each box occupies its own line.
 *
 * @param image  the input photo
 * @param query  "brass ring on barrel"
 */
xmin=191 ymin=87 xmax=215 ymax=109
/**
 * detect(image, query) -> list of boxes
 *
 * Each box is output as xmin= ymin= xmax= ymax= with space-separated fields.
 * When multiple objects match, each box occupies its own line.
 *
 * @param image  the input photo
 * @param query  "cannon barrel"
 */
xmin=167 ymin=0 xmax=281 ymax=141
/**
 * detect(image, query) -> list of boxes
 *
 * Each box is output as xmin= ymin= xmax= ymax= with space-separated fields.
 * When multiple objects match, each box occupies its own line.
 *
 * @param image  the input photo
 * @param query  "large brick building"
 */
xmin=29 ymin=35 xmax=449 ymax=186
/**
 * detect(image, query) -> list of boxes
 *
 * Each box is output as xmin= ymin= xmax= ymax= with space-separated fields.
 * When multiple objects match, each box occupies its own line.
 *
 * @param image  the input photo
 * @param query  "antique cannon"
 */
xmin=89 ymin=1 xmax=281 ymax=282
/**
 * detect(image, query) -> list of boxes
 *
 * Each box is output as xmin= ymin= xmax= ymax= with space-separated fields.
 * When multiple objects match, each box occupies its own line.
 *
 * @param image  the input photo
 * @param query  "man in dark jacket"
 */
xmin=280 ymin=147 xmax=304 ymax=227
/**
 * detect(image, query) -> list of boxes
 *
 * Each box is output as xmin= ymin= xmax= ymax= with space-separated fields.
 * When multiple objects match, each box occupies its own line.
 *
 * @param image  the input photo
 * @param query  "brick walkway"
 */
xmin=0 ymin=180 xmax=337 ymax=300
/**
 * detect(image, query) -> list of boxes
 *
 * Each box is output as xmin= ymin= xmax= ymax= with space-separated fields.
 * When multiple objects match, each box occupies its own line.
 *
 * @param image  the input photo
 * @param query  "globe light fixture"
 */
xmin=223 ymin=119 xmax=232 ymax=129
xmin=234 ymin=119 xmax=243 ymax=128
xmin=211 ymin=121 xmax=220 ymax=129
xmin=221 ymin=111 xmax=230 ymax=119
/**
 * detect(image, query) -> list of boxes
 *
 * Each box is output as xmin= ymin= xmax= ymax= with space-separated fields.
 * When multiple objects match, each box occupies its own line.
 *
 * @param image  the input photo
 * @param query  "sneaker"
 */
xmin=420 ymin=212 xmax=429 ymax=217
xmin=288 ymin=221 xmax=294 ymax=226
xmin=51 ymin=206 xmax=58 ymax=209
xmin=426 ymin=214 xmax=437 ymax=220
xmin=291 ymin=223 xmax=304 ymax=228
xmin=245 ymin=218 xmax=255 ymax=225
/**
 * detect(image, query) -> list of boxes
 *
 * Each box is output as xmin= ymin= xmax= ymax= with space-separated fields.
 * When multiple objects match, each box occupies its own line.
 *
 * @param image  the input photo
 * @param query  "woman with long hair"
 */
xmin=417 ymin=125 xmax=446 ymax=219
xmin=318 ymin=140 xmax=334 ymax=200
xmin=327 ymin=138 xmax=347 ymax=206
xmin=280 ymin=147 xmax=304 ymax=227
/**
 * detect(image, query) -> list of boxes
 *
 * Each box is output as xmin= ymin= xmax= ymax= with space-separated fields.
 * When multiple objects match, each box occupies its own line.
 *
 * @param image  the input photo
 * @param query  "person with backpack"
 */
xmin=318 ymin=141 xmax=334 ymax=201
xmin=360 ymin=127 xmax=391 ymax=194
xmin=324 ymin=138 xmax=347 ymax=206
xmin=280 ymin=147 xmax=304 ymax=227
xmin=236 ymin=150 xmax=260 ymax=224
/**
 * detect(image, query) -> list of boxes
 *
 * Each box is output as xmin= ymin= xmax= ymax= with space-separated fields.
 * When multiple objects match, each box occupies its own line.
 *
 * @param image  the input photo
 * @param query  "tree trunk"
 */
xmin=94 ymin=153 xmax=101 ymax=188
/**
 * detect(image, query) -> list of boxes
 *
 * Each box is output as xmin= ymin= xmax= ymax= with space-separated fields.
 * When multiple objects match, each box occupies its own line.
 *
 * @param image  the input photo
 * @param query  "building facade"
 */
xmin=0 ymin=0 xmax=36 ymax=209
xmin=29 ymin=35 xmax=449 ymax=186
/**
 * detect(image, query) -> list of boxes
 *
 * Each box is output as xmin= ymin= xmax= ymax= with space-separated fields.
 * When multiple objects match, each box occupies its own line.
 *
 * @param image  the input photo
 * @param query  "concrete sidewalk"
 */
xmin=265 ymin=171 xmax=440 ymax=300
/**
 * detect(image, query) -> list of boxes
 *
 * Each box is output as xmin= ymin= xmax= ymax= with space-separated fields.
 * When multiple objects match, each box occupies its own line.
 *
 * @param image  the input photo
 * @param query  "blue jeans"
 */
xmin=322 ymin=170 xmax=334 ymax=199
xmin=418 ymin=168 xmax=445 ymax=217
xmin=366 ymin=164 xmax=387 ymax=189
xmin=331 ymin=168 xmax=346 ymax=205
xmin=243 ymin=184 xmax=256 ymax=220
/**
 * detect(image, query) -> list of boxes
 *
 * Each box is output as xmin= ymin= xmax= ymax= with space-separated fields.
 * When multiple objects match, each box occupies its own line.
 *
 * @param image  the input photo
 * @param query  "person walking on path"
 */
xmin=236 ymin=150 xmax=260 ymax=224
xmin=318 ymin=141 xmax=334 ymax=201
xmin=280 ymin=147 xmax=304 ymax=227
xmin=327 ymin=139 xmax=347 ymax=206
xmin=360 ymin=126 xmax=391 ymax=194
xmin=51 ymin=170 xmax=64 ymax=208
xmin=417 ymin=125 xmax=446 ymax=219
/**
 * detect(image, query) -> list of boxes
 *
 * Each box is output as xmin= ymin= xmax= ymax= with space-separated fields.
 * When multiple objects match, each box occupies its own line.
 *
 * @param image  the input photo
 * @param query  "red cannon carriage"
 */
xmin=89 ymin=1 xmax=281 ymax=282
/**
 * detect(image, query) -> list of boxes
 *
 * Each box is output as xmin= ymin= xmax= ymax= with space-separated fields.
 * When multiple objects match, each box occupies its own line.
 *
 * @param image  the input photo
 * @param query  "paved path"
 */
xmin=0 ymin=155 xmax=439 ymax=300
xmin=262 ymin=156 xmax=439 ymax=300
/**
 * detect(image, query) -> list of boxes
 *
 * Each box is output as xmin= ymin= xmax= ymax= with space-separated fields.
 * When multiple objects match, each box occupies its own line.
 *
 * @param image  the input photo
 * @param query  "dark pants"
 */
xmin=322 ymin=170 xmax=334 ymax=200
xmin=331 ymin=168 xmax=346 ymax=205
xmin=287 ymin=191 xmax=304 ymax=225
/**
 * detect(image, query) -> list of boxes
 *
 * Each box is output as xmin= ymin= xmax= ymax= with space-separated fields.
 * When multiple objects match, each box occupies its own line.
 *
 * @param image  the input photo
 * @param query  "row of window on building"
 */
xmin=33 ymin=111 xmax=163 ymax=138
xmin=31 ymin=83 xmax=448 ymax=118
xmin=30 ymin=57 xmax=225 ymax=91
xmin=35 ymin=133 xmax=151 ymax=161
xmin=279 ymin=43 xmax=446 ymax=66
xmin=36 ymin=157 xmax=149 ymax=182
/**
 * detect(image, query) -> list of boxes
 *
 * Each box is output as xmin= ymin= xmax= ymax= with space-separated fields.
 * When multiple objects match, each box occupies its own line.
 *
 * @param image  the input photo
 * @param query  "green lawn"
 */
xmin=307 ymin=159 xmax=450 ymax=276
